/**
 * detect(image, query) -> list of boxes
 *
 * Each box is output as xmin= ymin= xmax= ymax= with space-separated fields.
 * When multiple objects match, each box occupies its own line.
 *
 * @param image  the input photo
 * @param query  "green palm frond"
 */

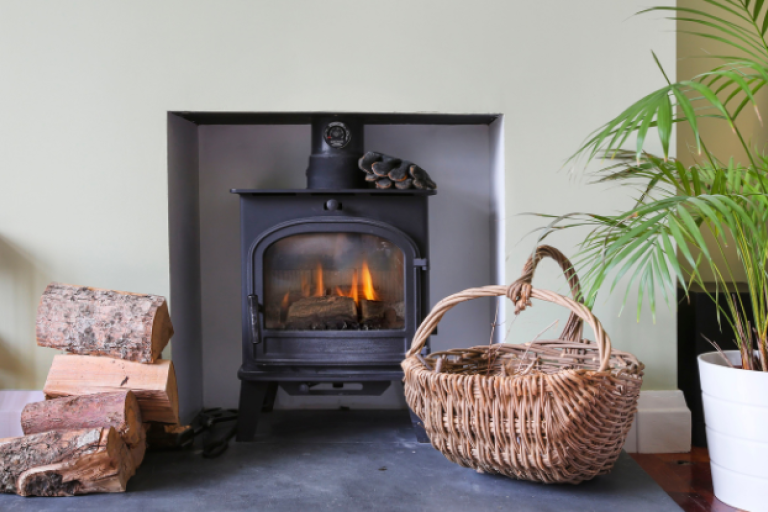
xmin=539 ymin=158 xmax=768 ymax=321
xmin=541 ymin=1 xmax=768 ymax=369
xmin=571 ymin=1 xmax=768 ymax=166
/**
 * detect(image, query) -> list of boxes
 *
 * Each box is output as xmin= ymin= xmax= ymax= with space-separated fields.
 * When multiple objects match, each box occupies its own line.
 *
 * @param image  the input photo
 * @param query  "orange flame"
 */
xmin=281 ymin=292 xmax=291 ymax=322
xmin=306 ymin=261 xmax=373 ymax=304
xmin=333 ymin=270 xmax=361 ymax=305
xmin=361 ymin=260 xmax=378 ymax=301
xmin=350 ymin=270 xmax=359 ymax=305
xmin=314 ymin=262 xmax=324 ymax=297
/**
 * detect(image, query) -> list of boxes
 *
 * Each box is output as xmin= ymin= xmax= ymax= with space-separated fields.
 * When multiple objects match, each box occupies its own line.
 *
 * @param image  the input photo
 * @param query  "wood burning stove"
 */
xmin=232 ymin=116 xmax=434 ymax=441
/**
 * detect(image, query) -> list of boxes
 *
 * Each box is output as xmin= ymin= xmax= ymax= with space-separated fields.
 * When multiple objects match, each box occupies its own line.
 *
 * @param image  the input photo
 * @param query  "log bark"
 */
xmin=0 ymin=428 xmax=135 ymax=496
xmin=287 ymin=296 xmax=357 ymax=322
xmin=36 ymin=282 xmax=174 ymax=364
xmin=21 ymin=391 xmax=143 ymax=447
xmin=44 ymin=355 xmax=179 ymax=424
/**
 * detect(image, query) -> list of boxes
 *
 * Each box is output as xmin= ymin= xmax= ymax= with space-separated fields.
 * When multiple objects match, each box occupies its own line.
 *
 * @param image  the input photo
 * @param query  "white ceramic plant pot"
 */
xmin=699 ymin=350 xmax=768 ymax=512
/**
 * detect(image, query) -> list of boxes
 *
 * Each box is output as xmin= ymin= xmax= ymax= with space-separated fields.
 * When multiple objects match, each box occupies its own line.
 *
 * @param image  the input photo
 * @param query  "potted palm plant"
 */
xmin=539 ymin=2 xmax=768 ymax=510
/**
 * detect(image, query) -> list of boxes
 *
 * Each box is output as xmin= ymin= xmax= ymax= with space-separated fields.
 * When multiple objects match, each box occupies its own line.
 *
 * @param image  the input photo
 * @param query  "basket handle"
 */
xmin=508 ymin=245 xmax=583 ymax=342
xmin=406 ymin=285 xmax=613 ymax=372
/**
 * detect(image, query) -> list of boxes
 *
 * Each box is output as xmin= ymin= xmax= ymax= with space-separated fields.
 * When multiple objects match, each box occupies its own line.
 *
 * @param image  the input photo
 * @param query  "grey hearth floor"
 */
xmin=0 ymin=410 xmax=681 ymax=512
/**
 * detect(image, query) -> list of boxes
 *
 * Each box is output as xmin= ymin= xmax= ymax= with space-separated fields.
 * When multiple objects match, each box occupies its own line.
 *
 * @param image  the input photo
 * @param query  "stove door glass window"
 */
xmin=263 ymin=233 xmax=405 ymax=330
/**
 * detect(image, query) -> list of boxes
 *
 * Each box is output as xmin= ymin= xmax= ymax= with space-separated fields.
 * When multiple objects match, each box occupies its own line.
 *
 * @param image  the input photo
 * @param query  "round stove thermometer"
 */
xmin=324 ymin=121 xmax=351 ymax=149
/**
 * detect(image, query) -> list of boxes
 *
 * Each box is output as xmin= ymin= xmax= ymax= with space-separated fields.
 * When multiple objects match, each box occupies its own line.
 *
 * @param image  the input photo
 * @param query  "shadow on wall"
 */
xmin=0 ymin=236 xmax=52 ymax=389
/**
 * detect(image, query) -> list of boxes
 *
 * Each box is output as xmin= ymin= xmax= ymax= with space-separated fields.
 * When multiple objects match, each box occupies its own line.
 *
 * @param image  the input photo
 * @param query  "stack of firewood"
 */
xmin=0 ymin=283 xmax=179 ymax=497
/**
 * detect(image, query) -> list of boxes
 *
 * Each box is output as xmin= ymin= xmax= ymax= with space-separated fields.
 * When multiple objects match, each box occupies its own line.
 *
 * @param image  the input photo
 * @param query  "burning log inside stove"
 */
xmin=267 ymin=252 xmax=405 ymax=330
xmin=361 ymin=299 xmax=405 ymax=329
xmin=280 ymin=296 xmax=405 ymax=331
xmin=285 ymin=296 xmax=357 ymax=330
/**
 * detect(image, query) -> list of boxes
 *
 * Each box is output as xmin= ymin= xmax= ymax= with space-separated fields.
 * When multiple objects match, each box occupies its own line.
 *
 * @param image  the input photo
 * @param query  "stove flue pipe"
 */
xmin=306 ymin=116 xmax=366 ymax=190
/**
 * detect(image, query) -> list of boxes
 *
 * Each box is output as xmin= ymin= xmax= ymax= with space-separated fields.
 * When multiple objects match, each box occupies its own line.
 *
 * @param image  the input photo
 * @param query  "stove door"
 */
xmin=245 ymin=217 xmax=425 ymax=368
xmin=263 ymin=232 xmax=404 ymax=331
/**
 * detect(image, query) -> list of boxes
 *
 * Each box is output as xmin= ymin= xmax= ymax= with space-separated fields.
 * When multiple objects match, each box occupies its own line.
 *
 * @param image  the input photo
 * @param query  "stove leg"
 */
xmin=409 ymin=408 xmax=430 ymax=444
xmin=237 ymin=381 xmax=270 ymax=442
xmin=261 ymin=382 xmax=279 ymax=413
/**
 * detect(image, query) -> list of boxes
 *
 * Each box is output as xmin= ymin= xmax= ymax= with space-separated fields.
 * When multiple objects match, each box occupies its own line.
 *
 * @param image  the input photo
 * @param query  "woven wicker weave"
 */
xmin=402 ymin=246 xmax=644 ymax=484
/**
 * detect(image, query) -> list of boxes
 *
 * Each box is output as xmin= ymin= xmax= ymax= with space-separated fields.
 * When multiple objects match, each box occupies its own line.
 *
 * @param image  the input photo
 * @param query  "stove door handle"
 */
xmin=248 ymin=294 xmax=263 ymax=345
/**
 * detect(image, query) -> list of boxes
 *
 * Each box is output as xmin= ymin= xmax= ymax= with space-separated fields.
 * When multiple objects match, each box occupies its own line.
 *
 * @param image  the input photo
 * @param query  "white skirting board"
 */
xmin=0 ymin=389 xmax=690 ymax=453
xmin=0 ymin=390 xmax=45 ymax=438
xmin=623 ymin=390 xmax=692 ymax=454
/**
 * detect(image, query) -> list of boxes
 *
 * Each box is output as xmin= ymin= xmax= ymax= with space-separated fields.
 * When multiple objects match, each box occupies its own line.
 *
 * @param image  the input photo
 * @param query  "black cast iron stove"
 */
xmin=232 ymin=116 xmax=434 ymax=441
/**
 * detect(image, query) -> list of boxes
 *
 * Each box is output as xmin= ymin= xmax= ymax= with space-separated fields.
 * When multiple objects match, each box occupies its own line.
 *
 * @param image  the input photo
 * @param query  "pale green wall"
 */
xmin=0 ymin=0 xmax=677 ymax=390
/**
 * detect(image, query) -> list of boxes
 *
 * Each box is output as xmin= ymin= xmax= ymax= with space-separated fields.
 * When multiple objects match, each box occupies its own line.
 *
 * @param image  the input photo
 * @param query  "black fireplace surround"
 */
xmin=232 ymin=116 xmax=434 ymax=441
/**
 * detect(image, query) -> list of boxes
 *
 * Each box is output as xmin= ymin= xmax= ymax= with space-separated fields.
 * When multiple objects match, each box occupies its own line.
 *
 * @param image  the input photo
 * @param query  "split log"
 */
xmin=287 ymin=296 xmax=357 ymax=323
xmin=44 ymin=355 xmax=179 ymax=424
xmin=360 ymin=300 xmax=404 ymax=321
xmin=360 ymin=299 xmax=390 ymax=323
xmin=129 ymin=425 xmax=148 ymax=467
xmin=0 ymin=428 xmax=135 ymax=496
xmin=358 ymin=151 xmax=436 ymax=190
xmin=36 ymin=282 xmax=174 ymax=364
xmin=360 ymin=300 xmax=404 ymax=329
xmin=21 ymin=391 xmax=143 ymax=448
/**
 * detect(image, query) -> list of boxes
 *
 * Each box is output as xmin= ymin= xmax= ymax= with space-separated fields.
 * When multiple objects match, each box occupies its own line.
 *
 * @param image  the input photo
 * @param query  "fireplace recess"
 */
xmin=232 ymin=115 xmax=434 ymax=441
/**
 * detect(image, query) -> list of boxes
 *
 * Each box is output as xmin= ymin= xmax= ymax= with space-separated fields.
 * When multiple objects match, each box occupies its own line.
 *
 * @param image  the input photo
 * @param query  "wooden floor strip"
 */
xmin=630 ymin=448 xmax=738 ymax=512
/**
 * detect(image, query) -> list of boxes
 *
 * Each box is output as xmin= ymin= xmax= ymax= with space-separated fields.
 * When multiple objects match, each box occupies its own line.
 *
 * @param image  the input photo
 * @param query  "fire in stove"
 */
xmin=333 ymin=261 xmax=377 ymax=304
xmin=232 ymin=115 xmax=435 ymax=443
xmin=264 ymin=233 xmax=405 ymax=331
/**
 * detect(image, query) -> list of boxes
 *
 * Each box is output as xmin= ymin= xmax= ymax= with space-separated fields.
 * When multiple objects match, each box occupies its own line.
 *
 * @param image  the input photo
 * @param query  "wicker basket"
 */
xmin=402 ymin=246 xmax=644 ymax=484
